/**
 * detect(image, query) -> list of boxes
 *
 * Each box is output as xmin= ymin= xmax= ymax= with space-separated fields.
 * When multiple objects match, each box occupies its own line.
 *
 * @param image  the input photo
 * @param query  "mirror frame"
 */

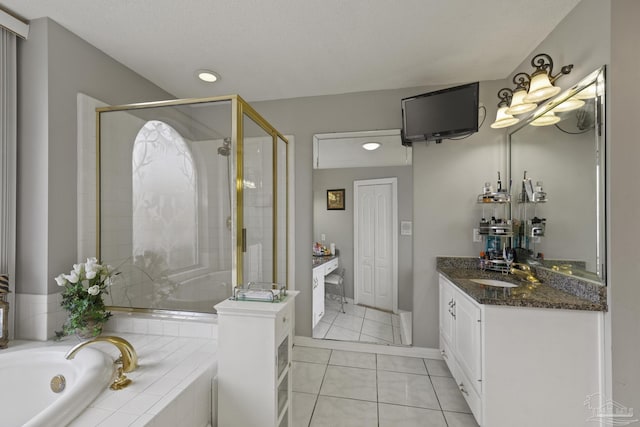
xmin=508 ymin=66 xmax=606 ymax=284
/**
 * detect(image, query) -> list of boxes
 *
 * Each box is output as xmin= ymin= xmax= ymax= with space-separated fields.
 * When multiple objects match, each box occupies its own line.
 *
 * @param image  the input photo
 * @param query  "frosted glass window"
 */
xmin=132 ymin=120 xmax=197 ymax=270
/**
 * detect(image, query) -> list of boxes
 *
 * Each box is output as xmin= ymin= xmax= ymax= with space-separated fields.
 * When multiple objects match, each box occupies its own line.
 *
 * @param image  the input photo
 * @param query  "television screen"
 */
xmin=401 ymin=82 xmax=479 ymax=145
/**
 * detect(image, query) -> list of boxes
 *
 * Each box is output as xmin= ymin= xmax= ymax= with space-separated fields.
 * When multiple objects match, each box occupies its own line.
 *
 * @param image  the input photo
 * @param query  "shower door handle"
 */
xmin=242 ymin=228 xmax=247 ymax=253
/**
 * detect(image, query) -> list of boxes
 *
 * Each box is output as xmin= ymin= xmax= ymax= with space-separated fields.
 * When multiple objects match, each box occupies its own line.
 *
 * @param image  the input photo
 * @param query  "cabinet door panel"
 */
xmin=312 ymin=268 xmax=325 ymax=327
xmin=439 ymin=278 xmax=455 ymax=346
xmin=454 ymin=293 xmax=482 ymax=393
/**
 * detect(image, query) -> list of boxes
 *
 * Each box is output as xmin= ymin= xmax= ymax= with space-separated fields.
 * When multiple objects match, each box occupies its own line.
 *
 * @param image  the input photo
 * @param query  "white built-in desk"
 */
xmin=312 ymin=256 xmax=338 ymax=327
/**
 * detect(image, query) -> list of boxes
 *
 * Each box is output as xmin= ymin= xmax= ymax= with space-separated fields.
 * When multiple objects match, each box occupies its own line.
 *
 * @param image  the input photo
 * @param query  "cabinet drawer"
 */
xmin=440 ymin=339 xmax=457 ymax=378
xmin=325 ymin=258 xmax=339 ymax=275
xmin=455 ymin=362 xmax=482 ymax=425
xmin=276 ymin=303 xmax=293 ymax=341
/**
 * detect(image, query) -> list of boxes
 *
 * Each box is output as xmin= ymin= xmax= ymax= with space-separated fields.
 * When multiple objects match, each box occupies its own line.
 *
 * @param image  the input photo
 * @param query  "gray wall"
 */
xmin=313 ymin=165 xmax=413 ymax=311
xmin=411 ymin=81 xmax=507 ymax=347
xmin=254 ymin=0 xmax=614 ymax=348
xmin=509 ymin=0 xmax=610 ymax=87
xmin=610 ymin=0 xmax=640 ymax=413
xmin=254 ymin=81 xmax=507 ymax=346
xmin=17 ymin=18 xmax=174 ymax=295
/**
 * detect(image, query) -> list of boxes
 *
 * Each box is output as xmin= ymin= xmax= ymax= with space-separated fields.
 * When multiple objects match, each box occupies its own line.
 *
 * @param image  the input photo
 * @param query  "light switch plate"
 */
xmin=401 ymin=221 xmax=412 ymax=236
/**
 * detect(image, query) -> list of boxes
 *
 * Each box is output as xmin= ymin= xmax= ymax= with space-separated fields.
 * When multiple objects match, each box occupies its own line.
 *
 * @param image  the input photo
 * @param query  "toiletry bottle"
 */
xmin=0 ymin=296 xmax=8 ymax=348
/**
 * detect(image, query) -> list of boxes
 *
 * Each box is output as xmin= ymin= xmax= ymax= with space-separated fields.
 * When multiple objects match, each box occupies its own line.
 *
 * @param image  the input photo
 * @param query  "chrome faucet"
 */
xmin=509 ymin=263 xmax=541 ymax=284
xmin=65 ymin=335 xmax=139 ymax=373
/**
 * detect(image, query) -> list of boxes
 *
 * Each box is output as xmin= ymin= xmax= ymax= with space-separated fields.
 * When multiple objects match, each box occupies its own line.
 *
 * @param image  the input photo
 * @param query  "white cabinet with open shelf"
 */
xmin=216 ymin=291 xmax=298 ymax=427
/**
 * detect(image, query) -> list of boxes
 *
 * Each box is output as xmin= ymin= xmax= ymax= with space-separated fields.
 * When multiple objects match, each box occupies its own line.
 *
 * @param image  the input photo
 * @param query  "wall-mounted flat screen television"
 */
xmin=401 ymin=82 xmax=479 ymax=145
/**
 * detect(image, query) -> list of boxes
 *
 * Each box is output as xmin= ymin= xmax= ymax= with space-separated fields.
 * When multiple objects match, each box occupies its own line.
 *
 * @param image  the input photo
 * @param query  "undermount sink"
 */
xmin=470 ymin=279 xmax=519 ymax=288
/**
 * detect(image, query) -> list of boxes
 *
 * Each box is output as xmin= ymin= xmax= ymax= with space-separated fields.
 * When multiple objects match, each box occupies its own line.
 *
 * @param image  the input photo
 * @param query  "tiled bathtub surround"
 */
xmin=15 ymin=292 xmax=68 ymax=340
xmin=11 ymin=307 xmax=219 ymax=425
xmin=6 ymin=334 xmax=217 ymax=427
xmin=104 ymin=311 xmax=217 ymax=339
xmin=436 ymin=257 xmax=607 ymax=311
xmin=14 ymin=293 xmax=219 ymax=341
xmin=69 ymin=333 xmax=216 ymax=427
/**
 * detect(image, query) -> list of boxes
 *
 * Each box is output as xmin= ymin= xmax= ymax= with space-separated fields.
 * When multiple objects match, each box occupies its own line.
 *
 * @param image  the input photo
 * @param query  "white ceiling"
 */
xmin=2 ymin=0 xmax=581 ymax=102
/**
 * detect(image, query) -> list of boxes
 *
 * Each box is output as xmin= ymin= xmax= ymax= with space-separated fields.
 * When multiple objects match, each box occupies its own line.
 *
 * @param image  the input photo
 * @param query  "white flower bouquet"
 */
xmin=55 ymin=257 xmax=119 ymax=337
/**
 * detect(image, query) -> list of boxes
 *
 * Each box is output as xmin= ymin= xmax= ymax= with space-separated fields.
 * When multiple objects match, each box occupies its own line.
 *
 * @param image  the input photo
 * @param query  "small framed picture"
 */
xmin=327 ymin=189 xmax=345 ymax=210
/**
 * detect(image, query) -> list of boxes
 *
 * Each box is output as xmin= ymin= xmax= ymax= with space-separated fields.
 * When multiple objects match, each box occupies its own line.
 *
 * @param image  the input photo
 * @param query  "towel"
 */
xmin=0 ymin=274 xmax=8 ymax=293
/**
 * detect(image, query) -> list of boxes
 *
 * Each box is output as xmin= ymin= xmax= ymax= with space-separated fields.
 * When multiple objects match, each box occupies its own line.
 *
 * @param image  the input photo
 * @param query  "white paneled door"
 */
xmin=354 ymin=178 xmax=397 ymax=312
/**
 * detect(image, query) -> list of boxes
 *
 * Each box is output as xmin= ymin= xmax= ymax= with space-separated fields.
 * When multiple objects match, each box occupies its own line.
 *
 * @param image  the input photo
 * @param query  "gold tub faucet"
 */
xmin=65 ymin=335 xmax=139 ymax=373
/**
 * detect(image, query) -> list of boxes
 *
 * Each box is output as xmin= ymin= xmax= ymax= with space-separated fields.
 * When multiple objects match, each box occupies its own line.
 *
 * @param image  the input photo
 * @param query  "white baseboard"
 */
xmin=294 ymin=335 xmax=442 ymax=359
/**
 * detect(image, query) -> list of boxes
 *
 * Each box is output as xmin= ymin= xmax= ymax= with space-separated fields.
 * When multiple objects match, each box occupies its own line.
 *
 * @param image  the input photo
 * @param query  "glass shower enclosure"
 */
xmin=97 ymin=95 xmax=288 ymax=313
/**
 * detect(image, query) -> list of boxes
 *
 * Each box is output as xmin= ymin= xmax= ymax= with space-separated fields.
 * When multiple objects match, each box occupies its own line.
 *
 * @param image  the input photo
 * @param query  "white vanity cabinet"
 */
xmin=216 ymin=291 xmax=298 ymax=427
xmin=439 ymin=274 xmax=603 ymax=427
xmin=439 ymin=277 xmax=482 ymax=417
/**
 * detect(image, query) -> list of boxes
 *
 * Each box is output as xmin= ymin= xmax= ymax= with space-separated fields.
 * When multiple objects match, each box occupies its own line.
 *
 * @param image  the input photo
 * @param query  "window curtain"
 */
xmin=0 ymin=27 xmax=17 ymax=336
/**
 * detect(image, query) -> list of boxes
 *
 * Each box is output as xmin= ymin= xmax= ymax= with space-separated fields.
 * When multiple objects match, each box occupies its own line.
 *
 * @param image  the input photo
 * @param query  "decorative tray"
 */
xmin=232 ymin=282 xmax=287 ymax=302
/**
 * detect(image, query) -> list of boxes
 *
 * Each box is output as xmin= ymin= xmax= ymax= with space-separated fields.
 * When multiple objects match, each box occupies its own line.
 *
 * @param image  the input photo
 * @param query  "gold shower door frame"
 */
xmin=96 ymin=95 xmax=288 ymax=314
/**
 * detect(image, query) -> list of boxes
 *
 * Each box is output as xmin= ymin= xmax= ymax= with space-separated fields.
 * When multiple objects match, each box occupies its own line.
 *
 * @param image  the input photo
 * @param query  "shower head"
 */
xmin=218 ymin=138 xmax=231 ymax=156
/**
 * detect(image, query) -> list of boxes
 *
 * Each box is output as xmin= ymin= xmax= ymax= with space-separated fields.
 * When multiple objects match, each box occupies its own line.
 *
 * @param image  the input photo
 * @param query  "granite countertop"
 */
xmin=312 ymin=255 xmax=337 ymax=268
xmin=438 ymin=267 xmax=607 ymax=312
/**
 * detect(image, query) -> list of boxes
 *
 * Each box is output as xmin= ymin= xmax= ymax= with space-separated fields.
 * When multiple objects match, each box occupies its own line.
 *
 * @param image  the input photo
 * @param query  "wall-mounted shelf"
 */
xmin=476 ymin=193 xmax=511 ymax=204
xmin=516 ymin=192 xmax=548 ymax=204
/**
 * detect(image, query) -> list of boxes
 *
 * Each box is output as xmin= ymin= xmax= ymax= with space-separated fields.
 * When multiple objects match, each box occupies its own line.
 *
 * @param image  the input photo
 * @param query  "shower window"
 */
xmin=132 ymin=120 xmax=198 ymax=271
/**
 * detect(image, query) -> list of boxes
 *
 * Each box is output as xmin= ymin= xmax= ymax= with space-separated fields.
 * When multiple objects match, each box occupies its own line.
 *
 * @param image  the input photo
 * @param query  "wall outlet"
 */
xmin=321 ymin=233 xmax=326 ymax=242
xmin=473 ymin=228 xmax=482 ymax=242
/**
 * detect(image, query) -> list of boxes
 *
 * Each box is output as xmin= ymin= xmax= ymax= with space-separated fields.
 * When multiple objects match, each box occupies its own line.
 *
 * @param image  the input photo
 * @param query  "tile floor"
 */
xmin=292 ymin=345 xmax=480 ymax=427
xmin=313 ymin=296 xmax=404 ymax=345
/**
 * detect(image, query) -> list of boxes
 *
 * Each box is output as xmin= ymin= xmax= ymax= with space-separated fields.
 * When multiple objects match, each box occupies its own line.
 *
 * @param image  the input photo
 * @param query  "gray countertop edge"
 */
xmin=436 ymin=258 xmax=607 ymax=312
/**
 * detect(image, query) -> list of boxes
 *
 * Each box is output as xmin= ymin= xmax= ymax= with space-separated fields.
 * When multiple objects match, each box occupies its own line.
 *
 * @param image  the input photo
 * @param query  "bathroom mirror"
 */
xmin=509 ymin=67 xmax=606 ymax=284
xmin=312 ymin=129 xmax=414 ymax=346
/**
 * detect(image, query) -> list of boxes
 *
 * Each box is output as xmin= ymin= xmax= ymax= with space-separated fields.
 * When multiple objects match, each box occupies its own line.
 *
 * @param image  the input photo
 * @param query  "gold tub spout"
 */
xmin=65 ymin=335 xmax=138 ymax=373
xmin=509 ymin=263 xmax=541 ymax=284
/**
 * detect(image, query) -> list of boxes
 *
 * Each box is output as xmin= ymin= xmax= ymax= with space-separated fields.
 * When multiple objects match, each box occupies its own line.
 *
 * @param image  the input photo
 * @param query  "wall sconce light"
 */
xmin=491 ymin=88 xmax=520 ymax=129
xmin=530 ymin=111 xmax=561 ymax=126
xmin=491 ymin=53 xmax=574 ymax=128
xmin=552 ymin=97 xmax=585 ymax=113
xmin=506 ymin=73 xmax=537 ymax=115
xmin=523 ymin=54 xmax=573 ymax=103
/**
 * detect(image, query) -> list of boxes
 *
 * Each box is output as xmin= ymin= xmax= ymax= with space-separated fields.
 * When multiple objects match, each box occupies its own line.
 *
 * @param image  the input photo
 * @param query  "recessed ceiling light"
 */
xmin=197 ymin=70 xmax=220 ymax=83
xmin=362 ymin=142 xmax=381 ymax=151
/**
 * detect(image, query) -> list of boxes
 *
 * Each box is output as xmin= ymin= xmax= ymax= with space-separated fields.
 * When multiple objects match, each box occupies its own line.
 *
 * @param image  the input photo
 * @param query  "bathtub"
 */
xmin=164 ymin=270 xmax=232 ymax=312
xmin=0 ymin=345 xmax=114 ymax=427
